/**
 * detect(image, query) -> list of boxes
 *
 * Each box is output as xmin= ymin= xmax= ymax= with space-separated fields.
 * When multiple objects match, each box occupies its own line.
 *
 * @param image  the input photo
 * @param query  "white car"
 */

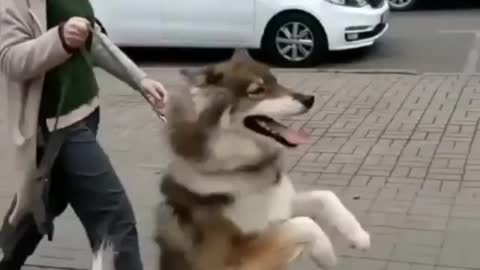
xmin=91 ymin=0 xmax=389 ymax=67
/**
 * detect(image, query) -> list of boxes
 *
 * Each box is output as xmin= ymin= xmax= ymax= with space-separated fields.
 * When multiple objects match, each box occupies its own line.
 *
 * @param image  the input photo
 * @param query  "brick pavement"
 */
xmin=1 ymin=69 xmax=480 ymax=270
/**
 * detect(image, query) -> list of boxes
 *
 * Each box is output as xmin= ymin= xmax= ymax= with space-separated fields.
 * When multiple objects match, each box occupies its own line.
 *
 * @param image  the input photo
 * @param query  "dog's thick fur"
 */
xmin=151 ymin=50 xmax=371 ymax=270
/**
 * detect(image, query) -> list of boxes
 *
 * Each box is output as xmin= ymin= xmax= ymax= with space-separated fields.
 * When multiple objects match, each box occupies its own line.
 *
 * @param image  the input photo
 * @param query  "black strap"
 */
xmin=34 ymin=129 xmax=69 ymax=181
xmin=35 ymin=126 xmax=71 ymax=240
xmin=28 ymin=46 xmax=72 ymax=240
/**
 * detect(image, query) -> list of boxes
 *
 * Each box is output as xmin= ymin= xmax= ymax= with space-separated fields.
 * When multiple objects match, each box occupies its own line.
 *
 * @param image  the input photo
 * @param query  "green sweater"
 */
xmin=40 ymin=0 xmax=99 ymax=125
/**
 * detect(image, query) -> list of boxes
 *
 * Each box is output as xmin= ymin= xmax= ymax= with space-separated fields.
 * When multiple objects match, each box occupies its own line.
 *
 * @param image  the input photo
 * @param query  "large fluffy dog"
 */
xmin=92 ymin=50 xmax=371 ymax=270
xmin=155 ymin=50 xmax=370 ymax=270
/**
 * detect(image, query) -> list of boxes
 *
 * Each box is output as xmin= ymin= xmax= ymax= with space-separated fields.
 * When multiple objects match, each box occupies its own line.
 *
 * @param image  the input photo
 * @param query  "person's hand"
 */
xmin=62 ymin=17 xmax=90 ymax=49
xmin=141 ymin=78 xmax=169 ymax=118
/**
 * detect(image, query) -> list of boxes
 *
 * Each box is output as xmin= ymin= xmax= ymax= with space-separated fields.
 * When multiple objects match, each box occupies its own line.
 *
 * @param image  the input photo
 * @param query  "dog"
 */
xmin=142 ymin=50 xmax=370 ymax=270
xmin=152 ymin=49 xmax=371 ymax=270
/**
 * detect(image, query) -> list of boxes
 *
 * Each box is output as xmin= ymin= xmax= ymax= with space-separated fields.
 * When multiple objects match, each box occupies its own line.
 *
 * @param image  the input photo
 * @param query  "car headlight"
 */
xmin=326 ymin=0 xmax=368 ymax=7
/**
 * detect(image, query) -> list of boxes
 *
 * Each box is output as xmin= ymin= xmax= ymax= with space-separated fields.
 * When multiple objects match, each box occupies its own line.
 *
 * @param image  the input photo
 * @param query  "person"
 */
xmin=0 ymin=0 xmax=168 ymax=269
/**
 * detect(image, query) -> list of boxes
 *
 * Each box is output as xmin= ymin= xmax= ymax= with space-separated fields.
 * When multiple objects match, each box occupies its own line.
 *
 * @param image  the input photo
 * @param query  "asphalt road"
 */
xmin=323 ymin=6 xmax=480 ymax=73
xmin=125 ymin=2 xmax=480 ymax=74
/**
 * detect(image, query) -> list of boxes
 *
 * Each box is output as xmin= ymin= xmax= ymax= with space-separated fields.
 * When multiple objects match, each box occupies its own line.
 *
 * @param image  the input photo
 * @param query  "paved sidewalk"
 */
xmin=1 ymin=69 xmax=480 ymax=270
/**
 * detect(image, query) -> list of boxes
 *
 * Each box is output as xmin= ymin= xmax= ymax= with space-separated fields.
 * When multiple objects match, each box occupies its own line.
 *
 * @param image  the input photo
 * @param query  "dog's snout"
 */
xmin=294 ymin=94 xmax=315 ymax=109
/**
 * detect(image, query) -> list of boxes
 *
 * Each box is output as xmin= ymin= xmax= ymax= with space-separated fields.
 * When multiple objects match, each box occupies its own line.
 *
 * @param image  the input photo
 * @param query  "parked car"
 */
xmin=91 ymin=0 xmax=389 ymax=67
xmin=388 ymin=0 xmax=418 ymax=11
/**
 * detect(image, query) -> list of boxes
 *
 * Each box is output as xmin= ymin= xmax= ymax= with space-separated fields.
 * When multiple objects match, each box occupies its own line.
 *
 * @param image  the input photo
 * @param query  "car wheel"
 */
xmin=388 ymin=0 xmax=417 ymax=11
xmin=262 ymin=12 xmax=328 ymax=67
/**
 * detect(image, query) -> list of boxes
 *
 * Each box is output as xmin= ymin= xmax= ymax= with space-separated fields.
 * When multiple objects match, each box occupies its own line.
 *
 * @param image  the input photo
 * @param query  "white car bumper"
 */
xmin=319 ymin=1 xmax=390 ymax=51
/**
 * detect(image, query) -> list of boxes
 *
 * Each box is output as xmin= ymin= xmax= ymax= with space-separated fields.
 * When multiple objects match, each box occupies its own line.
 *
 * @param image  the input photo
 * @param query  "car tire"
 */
xmin=261 ymin=12 xmax=328 ymax=67
xmin=388 ymin=0 xmax=417 ymax=11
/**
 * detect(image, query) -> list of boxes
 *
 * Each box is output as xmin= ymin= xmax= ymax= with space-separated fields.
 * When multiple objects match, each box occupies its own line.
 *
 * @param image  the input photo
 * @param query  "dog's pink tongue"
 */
xmin=283 ymin=128 xmax=310 ymax=145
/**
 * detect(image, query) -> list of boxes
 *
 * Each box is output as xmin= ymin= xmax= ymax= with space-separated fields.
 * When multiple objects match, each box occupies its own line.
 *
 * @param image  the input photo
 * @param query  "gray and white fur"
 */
xmin=155 ymin=49 xmax=371 ymax=270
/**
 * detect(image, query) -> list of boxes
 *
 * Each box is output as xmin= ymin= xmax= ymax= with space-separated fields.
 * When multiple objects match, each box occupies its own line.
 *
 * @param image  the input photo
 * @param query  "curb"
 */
xmin=140 ymin=66 xmax=480 ymax=76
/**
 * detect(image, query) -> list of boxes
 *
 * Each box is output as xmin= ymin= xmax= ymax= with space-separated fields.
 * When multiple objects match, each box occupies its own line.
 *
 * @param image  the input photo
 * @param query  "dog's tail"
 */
xmin=92 ymin=240 xmax=116 ymax=270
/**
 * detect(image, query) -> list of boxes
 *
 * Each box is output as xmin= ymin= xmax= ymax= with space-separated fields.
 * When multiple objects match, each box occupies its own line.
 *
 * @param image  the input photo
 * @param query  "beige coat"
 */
xmin=0 ymin=0 xmax=148 ymax=228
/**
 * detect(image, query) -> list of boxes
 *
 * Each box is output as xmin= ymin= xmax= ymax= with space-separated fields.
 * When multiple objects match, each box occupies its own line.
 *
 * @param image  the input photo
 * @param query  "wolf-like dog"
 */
xmin=150 ymin=50 xmax=371 ymax=270
xmin=92 ymin=50 xmax=371 ymax=270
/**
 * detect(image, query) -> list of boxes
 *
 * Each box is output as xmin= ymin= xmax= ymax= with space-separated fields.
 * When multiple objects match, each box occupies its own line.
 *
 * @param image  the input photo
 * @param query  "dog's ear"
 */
xmin=179 ymin=67 xmax=207 ymax=85
xmin=179 ymin=67 xmax=224 ymax=86
xmin=231 ymin=48 xmax=253 ymax=62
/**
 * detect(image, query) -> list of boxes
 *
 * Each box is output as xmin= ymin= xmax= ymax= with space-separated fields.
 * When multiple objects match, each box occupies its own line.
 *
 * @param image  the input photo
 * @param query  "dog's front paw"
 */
xmin=349 ymin=230 xmax=371 ymax=251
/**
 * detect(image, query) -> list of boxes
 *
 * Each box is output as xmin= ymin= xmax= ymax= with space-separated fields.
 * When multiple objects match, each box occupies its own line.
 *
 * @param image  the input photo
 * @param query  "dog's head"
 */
xmin=172 ymin=49 xmax=315 ymax=151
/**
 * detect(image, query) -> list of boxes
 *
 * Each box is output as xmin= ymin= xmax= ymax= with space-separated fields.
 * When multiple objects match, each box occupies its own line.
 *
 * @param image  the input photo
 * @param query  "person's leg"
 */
xmin=0 ymin=147 xmax=69 ymax=270
xmin=58 ymin=109 xmax=143 ymax=270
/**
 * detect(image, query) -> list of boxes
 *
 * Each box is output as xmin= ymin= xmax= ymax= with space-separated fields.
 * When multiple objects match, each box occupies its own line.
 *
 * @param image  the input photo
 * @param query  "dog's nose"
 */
xmin=292 ymin=93 xmax=315 ymax=109
xmin=295 ymin=94 xmax=315 ymax=109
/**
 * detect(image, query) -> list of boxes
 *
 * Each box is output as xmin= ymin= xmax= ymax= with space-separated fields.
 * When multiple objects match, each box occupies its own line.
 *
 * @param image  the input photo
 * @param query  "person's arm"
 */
xmin=0 ymin=0 xmax=71 ymax=80
xmin=89 ymin=22 xmax=168 ymax=116
xmin=89 ymin=22 xmax=146 ymax=91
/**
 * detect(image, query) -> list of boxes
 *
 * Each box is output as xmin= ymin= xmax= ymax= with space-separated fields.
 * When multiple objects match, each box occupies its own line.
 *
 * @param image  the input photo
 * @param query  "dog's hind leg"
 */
xmin=274 ymin=217 xmax=337 ymax=269
xmin=291 ymin=191 xmax=370 ymax=250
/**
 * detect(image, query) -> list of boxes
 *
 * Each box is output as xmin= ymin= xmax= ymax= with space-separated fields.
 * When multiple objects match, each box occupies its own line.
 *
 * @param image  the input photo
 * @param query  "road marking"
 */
xmin=439 ymin=30 xmax=480 ymax=74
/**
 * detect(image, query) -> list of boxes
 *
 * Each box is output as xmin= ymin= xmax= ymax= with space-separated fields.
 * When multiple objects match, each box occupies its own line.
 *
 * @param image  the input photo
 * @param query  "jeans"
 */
xmin=0 ymin=108 xmax=143 ymax=270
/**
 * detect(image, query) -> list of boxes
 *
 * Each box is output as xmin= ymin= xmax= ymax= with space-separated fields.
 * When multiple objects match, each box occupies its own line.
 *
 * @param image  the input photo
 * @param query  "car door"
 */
xmin=160 ymin=0 xmax=255 ymax=47
xmin=91 ymin=0 xmax=164 ymax=47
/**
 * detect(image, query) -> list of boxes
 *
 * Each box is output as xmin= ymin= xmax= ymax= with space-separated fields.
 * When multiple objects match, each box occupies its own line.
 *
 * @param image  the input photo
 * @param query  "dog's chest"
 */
xmin=223 ymin=174 xmax=295 ymax=234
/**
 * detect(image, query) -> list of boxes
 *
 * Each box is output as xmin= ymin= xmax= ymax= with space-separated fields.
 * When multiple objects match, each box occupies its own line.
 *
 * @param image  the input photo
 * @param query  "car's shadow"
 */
xmin=122 ymin=0 xmax=480 ymax=68
xmin=410 ymin=0 xmax=480 ymax=11
xmin=122 ymin=47 xmax=234 ymax=67
xmin=122 ymin=45 xmax=379 ymax=69
xmin=122 ymin=45 xmax=383 ymax=69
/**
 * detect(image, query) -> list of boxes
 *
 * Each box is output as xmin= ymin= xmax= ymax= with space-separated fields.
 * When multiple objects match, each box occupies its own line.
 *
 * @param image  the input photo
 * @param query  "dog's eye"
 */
xmin=246 ymin=78 xmax=266 ymax=98
xmin=247 ymin=87 xmax=266 ymax=98
xmin=249 ymin=87 xmax=265 ymax=95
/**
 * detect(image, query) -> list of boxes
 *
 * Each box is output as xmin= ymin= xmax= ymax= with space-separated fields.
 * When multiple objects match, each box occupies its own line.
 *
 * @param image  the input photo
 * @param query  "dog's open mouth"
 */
xmin=244 ymin=115 xmax=310 ymax=147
